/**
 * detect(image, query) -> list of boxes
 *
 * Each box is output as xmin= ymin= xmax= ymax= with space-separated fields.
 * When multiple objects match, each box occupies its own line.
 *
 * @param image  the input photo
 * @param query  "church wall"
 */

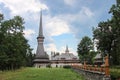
xmin=51 ymin=63 xmax=73 ymax=68
xmin=34 ymin=63 xmax=48 ymax=68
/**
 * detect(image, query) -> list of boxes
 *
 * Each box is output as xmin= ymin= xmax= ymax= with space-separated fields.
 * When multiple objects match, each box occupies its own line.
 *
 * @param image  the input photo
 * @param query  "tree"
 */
xmin=0 ymin=14 xmax=32 ymax=70
xmin=0 ymin=13 xmax=3 ymax=22
xmin=77 ymin=36 xmax=94 ymax=64
xmin=93 ymin=21 xmax=113 ymax=56
xmin=93 ymin=0 xmax=120 ymax=65
xmin=0 ymin=13 xmax=7 ymax=70
xmin=109 ymin=0 xmax=120 ymax=65
xmin=26 ymin=48 xmax=35 ymax=67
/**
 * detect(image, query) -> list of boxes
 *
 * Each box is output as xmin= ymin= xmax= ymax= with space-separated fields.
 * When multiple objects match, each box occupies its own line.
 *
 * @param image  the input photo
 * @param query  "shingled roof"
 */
xmin=51 ymin=46 xmax=79 ymax=60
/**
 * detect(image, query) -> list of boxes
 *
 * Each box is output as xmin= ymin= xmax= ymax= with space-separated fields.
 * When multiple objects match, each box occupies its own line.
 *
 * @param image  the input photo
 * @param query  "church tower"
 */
xmin=33 ymin=10 xmax=49 ymax=68
xmin=65 ymin=45 xmax=69 ymax=53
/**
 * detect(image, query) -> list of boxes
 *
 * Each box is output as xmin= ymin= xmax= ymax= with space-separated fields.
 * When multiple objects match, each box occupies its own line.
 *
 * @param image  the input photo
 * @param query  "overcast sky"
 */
xmin=0 ymin=0 xmax=116 ymax=55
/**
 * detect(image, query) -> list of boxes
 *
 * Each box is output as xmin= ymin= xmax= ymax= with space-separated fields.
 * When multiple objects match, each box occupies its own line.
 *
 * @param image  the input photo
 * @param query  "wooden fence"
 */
xmin=71 ymin=55 xmax=111 ymax=80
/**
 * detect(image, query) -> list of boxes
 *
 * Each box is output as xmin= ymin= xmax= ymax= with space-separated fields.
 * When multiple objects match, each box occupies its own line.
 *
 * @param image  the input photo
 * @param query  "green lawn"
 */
xmin=110 ymin=68 xmax=120 ymax=79
xmin=0 ymin=68 xmax=85 ymax=80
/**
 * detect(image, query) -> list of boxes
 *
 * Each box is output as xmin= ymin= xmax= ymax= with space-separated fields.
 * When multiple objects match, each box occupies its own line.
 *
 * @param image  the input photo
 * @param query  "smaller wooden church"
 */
xmin=51 ymin=46 xmax=80 ymax=67
xmin=94 ymin=53 xmax=103 ymax=65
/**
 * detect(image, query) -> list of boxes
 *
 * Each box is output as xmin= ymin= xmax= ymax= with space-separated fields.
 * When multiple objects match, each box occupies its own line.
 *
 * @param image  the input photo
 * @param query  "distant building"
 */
xmin=51 ymin=46 xmax=80 ymax=67
xmin=33 ymin=11 xmax=49 ymax=68
xmin=94 ymin=53 xmax=103 ymax=65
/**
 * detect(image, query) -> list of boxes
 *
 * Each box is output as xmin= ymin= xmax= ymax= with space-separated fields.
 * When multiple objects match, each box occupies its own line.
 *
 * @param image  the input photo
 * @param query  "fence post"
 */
xmin=103 ymin=55 xmax=111 ymax=80
xmin=84 ymin=61 xmax=86 ymax=70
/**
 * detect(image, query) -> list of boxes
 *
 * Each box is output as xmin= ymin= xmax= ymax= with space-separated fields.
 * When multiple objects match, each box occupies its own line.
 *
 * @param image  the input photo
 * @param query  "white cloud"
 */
xmin=44 ymin=15 xmax=70 ymax=36
xmin=44 ymin=34 xmax=54 ymax=44
xmin=64 ymin=7 xmax=94 ymax=22
xmin=50 ymin=7 xmax=95 ymax=38
xmin=0 ymin=0 xmax=48 ymax=16
xmin=45 ymin=43 xmax=57 ymax=52
xmin=23 ymin=29 xmax=35 ymax=40
xmin=0 ymin=10 xmax=1 ymax=13
xmin=80 ymin=7 xmax=94 ymax=17
xmin=64 ymin=0 xmax=76 ymax=6
xmin=72 ymin=7 xmax=95 ymax=28
xmin=58 ymin=46 xmax=66 ymax=53
xmin=45 ymin=44 xmax=77 ymax=56
xmin=43 ymin=7 xmax=94 ymax=54
xmin=43 ymin=7 xmax=93 ymax=43
xmin=42 ymin=15 xmax=71 ymax=54
xmin=0 ymin=0 xmax=95 ymax=54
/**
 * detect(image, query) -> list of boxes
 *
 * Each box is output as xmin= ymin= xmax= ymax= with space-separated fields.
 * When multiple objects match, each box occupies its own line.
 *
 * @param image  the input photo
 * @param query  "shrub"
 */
xmin=46 ymin=65 xmax=51 ymax=68
xmin=63 ymin=65 xmax=71 ymax=69
xmin=110 ymin=67 xmax=120 ymax=80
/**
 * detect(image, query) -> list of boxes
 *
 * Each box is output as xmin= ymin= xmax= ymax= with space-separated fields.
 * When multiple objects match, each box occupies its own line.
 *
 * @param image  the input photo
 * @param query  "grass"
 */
xmin=0 ymin=68 xmax=85 ymax=80
xmin=110 ymin=68 xmax=120 ymax=79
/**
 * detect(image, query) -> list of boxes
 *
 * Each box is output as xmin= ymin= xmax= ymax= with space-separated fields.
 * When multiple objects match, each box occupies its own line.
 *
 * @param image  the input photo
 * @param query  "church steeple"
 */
xmin=33 ymin=10 xmax=49 ymax=68
xmin=65 ymin=45 xmax=69 ymax=53
xmin=38 ymin=10 xmax=43 ymax=37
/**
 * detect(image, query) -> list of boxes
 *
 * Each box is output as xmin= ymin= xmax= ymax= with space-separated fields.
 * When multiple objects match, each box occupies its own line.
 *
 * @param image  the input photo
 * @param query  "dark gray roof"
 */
xmin=52 ymin=53 xmax=79 ymax=60
xmin=94 ymin=53 xmax=102 ymax=59
xmin=35 ymin=43 xmax=49 ymax=58
xmin=33 ymin=58 xmax=49 ymax=63
xmin=51 ymin=46 xmax=79 ymax=60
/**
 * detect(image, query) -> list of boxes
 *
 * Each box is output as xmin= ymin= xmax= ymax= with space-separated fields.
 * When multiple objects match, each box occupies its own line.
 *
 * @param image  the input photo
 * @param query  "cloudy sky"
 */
xmin=0 ymin=0 xmax=116 ymax=55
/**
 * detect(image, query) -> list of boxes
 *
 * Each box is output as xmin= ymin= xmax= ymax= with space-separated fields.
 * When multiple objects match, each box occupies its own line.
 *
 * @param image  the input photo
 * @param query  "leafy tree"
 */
xmin=93 ymin=0 xmax=120 ymax=65
xmin=26 ymin=48 xmax=35 ymax=67
xmin=77 ymin=36 xmax=94 ymax=64
xmin=93 ymin=21 xmax=113 ymax=56
xmin=0 ymin=14 xmax=32 ymax=70
xmin=0 ymin=13 xmax=3 ymax=21
xmin=109 ymin=0 xmax=120 ymax=65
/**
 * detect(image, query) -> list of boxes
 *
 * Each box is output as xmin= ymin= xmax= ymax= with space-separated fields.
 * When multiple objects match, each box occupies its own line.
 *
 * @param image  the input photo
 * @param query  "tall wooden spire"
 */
xmin=33 ymin=10 xmax=49 ymax=68
xmin=35 ymin=10 xmax=45 ymax=58
xmin=38 ymin=10 xmax=43 ymax=37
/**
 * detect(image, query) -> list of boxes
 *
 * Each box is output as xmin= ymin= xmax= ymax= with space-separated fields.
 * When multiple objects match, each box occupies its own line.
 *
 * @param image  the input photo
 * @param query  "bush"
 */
xmin=63 ymin=65 xmax=71 ymax=69
xmin=110 ymin=67 xmax=120 ymax=80
xmin=46 ymin=65 xmax=51 ymax=68
xmin=110 ymin=66 xmax=120 ymax=69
